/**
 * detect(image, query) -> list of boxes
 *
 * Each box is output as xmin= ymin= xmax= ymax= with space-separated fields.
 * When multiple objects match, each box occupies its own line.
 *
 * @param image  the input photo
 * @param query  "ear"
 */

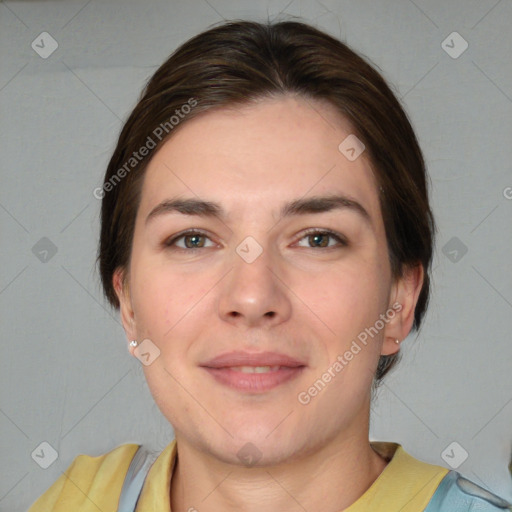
xmin=113 ymin=267 xmax=137 ymax=354
xmin=381 ymin=263 xmax=424 ymax=356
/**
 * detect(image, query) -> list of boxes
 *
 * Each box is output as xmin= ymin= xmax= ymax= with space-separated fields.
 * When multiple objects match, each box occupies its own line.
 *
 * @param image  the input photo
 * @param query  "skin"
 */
xmin=114 ymin=95 xmax=424 ymax=511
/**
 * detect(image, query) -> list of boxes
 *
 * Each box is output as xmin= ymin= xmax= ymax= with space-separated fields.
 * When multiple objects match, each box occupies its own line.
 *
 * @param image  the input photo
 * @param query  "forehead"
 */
xmin=138 ymin=95 xmax=383 ymax=226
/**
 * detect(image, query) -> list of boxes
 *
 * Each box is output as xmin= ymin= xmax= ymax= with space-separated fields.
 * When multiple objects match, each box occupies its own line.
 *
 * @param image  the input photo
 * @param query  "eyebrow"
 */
xmin=145 ymin=194 xmax=372 ymax=227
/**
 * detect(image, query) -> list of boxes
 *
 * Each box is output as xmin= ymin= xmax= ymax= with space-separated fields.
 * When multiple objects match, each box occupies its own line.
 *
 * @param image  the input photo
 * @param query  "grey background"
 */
xmin=1 ymin=0 xmax=511 ymax=510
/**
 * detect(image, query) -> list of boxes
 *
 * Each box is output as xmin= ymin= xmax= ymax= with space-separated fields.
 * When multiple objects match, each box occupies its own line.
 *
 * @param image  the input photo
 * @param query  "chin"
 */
xmin=205 ymin=427 xmax=311 ymax=468
xmin=212 ymin=439 xmax=299 ymax=468
xmin=223 ymin=411 xmax=294 ymax=444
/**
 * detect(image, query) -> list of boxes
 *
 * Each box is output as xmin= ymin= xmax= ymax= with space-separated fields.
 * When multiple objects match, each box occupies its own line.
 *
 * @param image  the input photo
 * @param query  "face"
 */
xmin=115 ymin=95 xmax=420 ymax=466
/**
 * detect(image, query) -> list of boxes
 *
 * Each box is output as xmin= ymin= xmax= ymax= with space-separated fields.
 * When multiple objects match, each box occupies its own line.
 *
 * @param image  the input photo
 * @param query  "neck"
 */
xmin=169 ymin=429 xmax=388 ymax=512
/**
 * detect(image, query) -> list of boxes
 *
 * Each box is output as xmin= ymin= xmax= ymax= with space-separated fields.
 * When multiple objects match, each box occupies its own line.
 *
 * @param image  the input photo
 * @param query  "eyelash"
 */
xmin=163 ymin=228 xmax=348 ymax=252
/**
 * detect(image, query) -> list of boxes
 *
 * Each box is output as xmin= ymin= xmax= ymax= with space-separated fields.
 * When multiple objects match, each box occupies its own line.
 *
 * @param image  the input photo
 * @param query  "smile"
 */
xmin=202 ymin=365 xmax=305 ymax=392
xmin=229 ymin=365 xmax=281 ymax=373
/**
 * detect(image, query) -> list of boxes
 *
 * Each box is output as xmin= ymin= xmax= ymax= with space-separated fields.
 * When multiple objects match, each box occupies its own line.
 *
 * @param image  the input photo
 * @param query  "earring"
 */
xmin=129 ymin=340 xmax=138 ymax=347
xmin=395 ymin=339 xmax=400 ymax=345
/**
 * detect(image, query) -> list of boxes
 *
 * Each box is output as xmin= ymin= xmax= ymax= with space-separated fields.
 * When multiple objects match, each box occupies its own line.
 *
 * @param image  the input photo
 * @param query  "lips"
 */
xmin=200 ymin=351 xmax=306 ymax=393
xmin=201 ymin=351 xmax=306 ymax=369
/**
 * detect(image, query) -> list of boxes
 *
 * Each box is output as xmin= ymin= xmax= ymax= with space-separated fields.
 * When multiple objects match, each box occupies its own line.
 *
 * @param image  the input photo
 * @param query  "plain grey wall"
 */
xmin=1 ymin=0 xmax=511 ymax=510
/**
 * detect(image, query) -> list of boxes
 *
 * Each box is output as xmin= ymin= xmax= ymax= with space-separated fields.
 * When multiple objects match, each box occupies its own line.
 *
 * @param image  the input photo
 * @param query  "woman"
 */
xmin=28 ymin=19 xmax=511 ymax=511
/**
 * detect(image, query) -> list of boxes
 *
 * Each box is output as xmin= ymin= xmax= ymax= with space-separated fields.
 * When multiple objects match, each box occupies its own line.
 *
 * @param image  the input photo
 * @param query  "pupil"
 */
xmin=183 ymin=233 xmax=330 ymax=249
xmin=311 ymin=234 xmax=328 ymax=247
xmin=186 ymin=234 xmax=203 ymax=248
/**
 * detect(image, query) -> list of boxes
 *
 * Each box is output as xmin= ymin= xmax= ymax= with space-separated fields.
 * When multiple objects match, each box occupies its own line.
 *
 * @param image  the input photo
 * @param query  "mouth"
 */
xmin=200 ymin=351 xmax=307 ymax=393
xmin=227 ymin=365 xmax=283 ymax=373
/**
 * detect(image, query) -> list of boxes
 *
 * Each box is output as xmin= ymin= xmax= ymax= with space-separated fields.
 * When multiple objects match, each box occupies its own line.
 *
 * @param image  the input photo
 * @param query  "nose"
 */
xmin=217 ymin=239 xmax=292 ymax=328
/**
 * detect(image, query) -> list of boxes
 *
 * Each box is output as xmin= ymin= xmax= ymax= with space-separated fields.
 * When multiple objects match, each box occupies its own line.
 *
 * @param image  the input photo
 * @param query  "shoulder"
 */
xmin=27 ymin=443 xmax=140 ymax=512
xmin=369 ymin=442 xmax=511 ymax=511
xmin=424 ymin=470 xmax=512 ymax=511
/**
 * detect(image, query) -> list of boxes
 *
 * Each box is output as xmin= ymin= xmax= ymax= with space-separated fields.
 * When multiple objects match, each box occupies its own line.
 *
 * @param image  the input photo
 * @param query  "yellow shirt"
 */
xmin=28 ymin=440 xmax=449 ymax=511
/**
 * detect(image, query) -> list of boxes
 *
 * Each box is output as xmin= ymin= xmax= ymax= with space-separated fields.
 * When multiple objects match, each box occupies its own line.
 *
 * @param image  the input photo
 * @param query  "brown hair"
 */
xmin=97 ymin=19 xmax=436 ymax=386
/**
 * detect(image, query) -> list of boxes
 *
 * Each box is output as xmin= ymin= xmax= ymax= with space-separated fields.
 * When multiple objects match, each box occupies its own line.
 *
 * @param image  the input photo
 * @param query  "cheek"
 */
xmin=303 ymin=267 xmax=389 ymax=390
xmin=130 ymin=260 xmax=178 ymax=337
xmin=301 ymin=257 xmax=387 ymax=335
xmin=130 ymin=259 xmax=212 ymax=350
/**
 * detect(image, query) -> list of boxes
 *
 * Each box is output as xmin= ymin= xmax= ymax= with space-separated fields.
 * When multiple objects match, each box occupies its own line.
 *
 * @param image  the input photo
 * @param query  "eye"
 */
xmin=163 ymin=228 xmax=348 ymax=252
xmin=295 ymin=229 xmax=348 ymax=249
xmin=164 ymin=230 xmax=215 ymax=251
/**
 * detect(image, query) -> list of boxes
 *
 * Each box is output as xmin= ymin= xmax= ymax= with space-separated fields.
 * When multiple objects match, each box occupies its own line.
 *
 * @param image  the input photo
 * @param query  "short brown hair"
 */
xmin=97 ymin=19 xmax=436 ymax=385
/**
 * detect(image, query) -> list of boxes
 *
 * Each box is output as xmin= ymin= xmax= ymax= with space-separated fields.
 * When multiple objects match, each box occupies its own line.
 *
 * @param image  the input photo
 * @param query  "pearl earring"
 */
xmin=395 ymin=339 xmax=400 ymax=344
